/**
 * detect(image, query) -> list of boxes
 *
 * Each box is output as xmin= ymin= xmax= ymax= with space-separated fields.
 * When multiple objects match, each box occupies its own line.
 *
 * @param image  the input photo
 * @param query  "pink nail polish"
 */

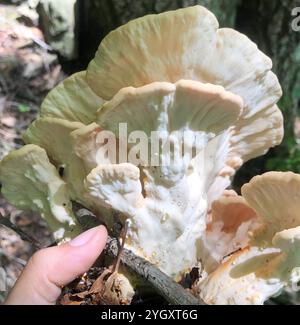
xmin=69 ymin=227 xmax=98 ymax=247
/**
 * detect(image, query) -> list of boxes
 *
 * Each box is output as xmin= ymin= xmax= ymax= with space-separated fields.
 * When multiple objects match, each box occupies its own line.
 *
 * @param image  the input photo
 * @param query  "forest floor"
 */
xmin=0 ymin=2 xmax=63 ymax=302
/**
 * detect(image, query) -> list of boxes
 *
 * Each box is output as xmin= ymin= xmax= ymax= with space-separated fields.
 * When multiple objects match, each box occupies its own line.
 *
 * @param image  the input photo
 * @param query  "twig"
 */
xmin=1 ymin=209 xmax=204 ymax=304
xmin=0 ymin=249 xmax=27 ymax=266
xmin=77 ymin=210 xmax=205 ymax=305
xmin=104 ymin=235 xmax=204 ymax=305
xmin=112 ymin=220 xmax=128 ymax=273
xmin=31 ymin=37 xmax=52 ymax=51
xmin=0 ymin=213 xmax=41 ymax=250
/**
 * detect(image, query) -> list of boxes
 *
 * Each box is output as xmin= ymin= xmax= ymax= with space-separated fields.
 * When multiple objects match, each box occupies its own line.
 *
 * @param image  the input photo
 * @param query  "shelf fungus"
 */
xmin=85 ymin=80 xmax=243 ymax=278
xmin=40 ymin=71 xmax=105 ymax=124
xmin=194 ymin=172 xmax=300 ymax=305
xmin=0 ymin=145 xmax=82 ymax=242
xmin=0 ymin=5 xmax=286 ymax=304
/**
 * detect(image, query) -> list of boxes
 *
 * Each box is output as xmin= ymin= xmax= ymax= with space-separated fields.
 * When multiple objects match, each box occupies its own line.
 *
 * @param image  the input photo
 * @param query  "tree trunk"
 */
xmin=236 ymin=0 xmax=300 ymax=139
xmin=234 ymin=0 xmax=300 ymax=187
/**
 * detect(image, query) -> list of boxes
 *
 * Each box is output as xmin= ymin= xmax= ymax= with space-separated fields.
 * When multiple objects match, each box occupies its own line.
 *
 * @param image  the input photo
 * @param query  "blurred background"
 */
xmin=0 ymin=0 xmax=300 ymax=304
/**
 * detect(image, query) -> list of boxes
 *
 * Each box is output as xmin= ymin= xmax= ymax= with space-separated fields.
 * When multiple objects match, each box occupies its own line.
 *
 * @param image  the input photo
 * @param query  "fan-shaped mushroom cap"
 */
xmin=41 ymin=71 xmax=104 ymax=124
xmin=23 ymin=117 xmax=86 ymax=201
xmin=228 ymin=105 xmax=283 ymax=165
xmin=85 ymin=163 xmax=143 ymax=215
xmin=70 ymin=123 xmax=116 ymax=171
xmin=242 ymin=172 xmax=300 ymax=245
xmin=0 ymin=145 xmax=81 ymax=241
xmin=81 ymin=81 xmax=243 ymax=278
xmin=272 ymin=227 xmax=300 ymax=285
xmin=201 ymin=195 xmax=259 ymax=273
xmin=23 ymin=117 xmax=84 ymax=165
xmin=195 ymin=172 xmax=300 ymax=305
xmin=87 ymin=6 xmax=271 ymax=103
xmin=97 ymin=80 xmax=242 ymax=136
xmin=23 ymin=118 xmax=112 ymax=220
xmin=197 ymin=226 xmax=300 ymax=305
xmin=195 ymin=246 xmax=282 ymax=305
xmin=87 ymin=5 xmax=283 ymax=165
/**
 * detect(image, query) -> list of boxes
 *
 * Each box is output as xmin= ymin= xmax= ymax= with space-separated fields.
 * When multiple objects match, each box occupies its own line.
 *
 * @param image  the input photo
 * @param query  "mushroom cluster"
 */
xmin=0 ymin=6 xmax=291 ymax=304
xmin=194 ymin=172 xmax=300 ymax=305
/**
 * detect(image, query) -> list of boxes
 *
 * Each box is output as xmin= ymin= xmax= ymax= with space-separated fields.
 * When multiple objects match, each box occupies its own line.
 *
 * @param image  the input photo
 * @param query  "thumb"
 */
xmin=5 ymin=225 xmax=107 ymax=305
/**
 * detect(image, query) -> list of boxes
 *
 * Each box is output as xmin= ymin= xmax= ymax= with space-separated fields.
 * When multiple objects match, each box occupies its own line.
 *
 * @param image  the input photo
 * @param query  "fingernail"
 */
xmin=69 ymin=226 xmax=102 ymax=247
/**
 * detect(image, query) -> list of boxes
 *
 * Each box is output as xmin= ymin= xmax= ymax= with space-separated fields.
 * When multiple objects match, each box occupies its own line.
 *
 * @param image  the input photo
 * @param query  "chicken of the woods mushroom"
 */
xmin=194 ymin=172 xmax=300 ymax=305
xmin=0 ymin=6 xmax=285 ymax=304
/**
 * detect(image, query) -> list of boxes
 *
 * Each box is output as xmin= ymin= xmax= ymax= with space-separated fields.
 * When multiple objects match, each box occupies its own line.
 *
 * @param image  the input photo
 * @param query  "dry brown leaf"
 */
xmin=60 ymin=293 xmax=84 ymax=305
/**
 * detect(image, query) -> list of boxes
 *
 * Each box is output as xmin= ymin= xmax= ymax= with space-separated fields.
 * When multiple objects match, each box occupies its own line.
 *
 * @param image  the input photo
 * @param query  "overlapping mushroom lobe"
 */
xmin=83 ymin=80 xmax=243 ymax=277
xmin=87 ymin=5 xmax=283 ymax=169
xmin=195 ymin=172 xmax=300 ymax=305
xmin=0 ymin=145 xmax=81 ymax=242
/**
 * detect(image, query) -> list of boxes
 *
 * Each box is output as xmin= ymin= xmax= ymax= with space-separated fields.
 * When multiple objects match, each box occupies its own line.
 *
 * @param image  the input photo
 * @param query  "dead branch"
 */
xmin=104 ymin=235 xmax=204 ymax=305
xmin=1 ymin=209 xmax=205 ymax=305
xmin=77 ymin=209 xmax=205 ymax=305
xmin=0 ymin=213 xmax=41 ymax=250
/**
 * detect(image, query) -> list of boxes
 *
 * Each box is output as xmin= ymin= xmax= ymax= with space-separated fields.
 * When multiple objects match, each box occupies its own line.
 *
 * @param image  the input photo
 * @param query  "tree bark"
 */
xmin=233 ymin=0 xmax=300 ymax=187
xmin=236 ymin=0 xmax=300 ymax=138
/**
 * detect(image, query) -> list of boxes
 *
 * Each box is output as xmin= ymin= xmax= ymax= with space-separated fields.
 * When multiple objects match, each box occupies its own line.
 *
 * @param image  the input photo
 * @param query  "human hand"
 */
xmin=5 ymin=225 xmax=107 ymax=305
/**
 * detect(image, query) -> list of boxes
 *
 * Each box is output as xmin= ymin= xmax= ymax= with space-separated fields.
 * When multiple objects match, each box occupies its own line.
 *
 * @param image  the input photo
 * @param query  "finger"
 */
xmin=5 ymin=225 xmax=107 ymax=305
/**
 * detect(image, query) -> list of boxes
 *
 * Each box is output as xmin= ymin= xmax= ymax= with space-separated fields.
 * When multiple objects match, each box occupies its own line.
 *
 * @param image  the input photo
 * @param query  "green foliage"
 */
xmin=266 ymin=138 xmax=300 ymax=173
xmin=18 ymin=104 xmax=30 ymax=113
xmin=265 ymin=87 xmax=300 ymax=173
